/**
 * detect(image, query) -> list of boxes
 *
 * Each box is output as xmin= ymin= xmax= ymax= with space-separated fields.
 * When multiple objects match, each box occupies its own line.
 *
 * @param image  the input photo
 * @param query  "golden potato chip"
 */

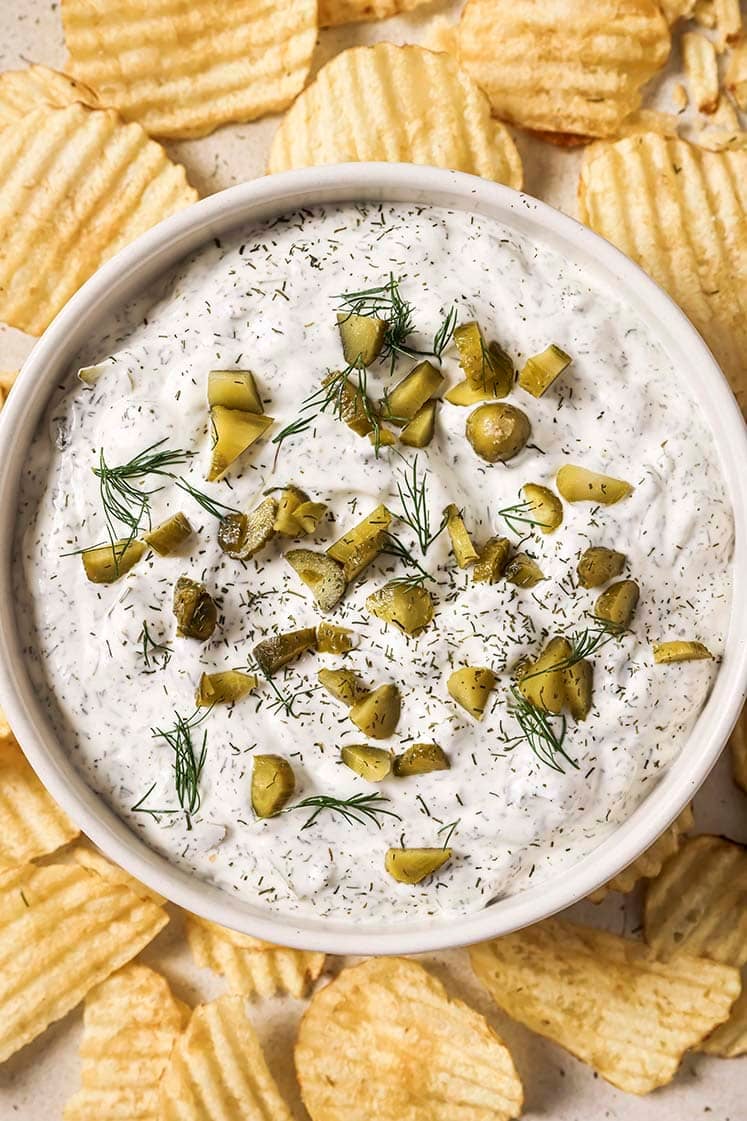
xmin=0 ymin=861 xmax=167 ymax=1061
xmin=0 ymin=731 xmax=79 ymax=869
xmin=698 ymin=980 xmax=747 ymax=1056
xmin=63 ymin=964 xmax=186 ymax=1120
xmin=672 ymin=82 xmax=690 ymax=111
xmin=694 ymin=0 xmax=717 ymax=27
xmin=62 ymin=0 xmax=317 ymax=140
xmin=694 ymin=96 xmax=747 ymax=150
xmin=421 ymin=17 xmax=459 ymax=55
xmin=296 ymin=957 xmax=523 ymax=1121
xmin=319 ymin=0 xmax=428 ymax=27
xmin=71 ymin=844 xmax=166 ymax=905
xmin=457 ymin=0 xmax=670 ymax=140
xmin=644 ymin=835 xmax=747 ymax=964
xmin=185 ymin=913 xmax=324 ymax=998
xmin=578 ymin=133 xmax=747 ymax=412
xmin=159 ymin=994 xmax=293 ymax=1120
xmin=0 ymin=64 xmax=99 ymax=129
xmin=660 ymin=0 xmax=697 ymax=22
xmin=714 ymin=0 xmax=742 ymax=46
xmin=726 ymin=38 xmax=747 ymax=108
xmin=683 ymin=31 xmax=720 ymax=111
xmin=0 ymin=103 xmax=197 ymax=335
xmin=470 ymin=918 xmax=740 ymax=1094
xmin=589 ymin=805 xmax=694 ymax=901
xmin=268 ymin=43 xmax=522 ymax=189
xmin=615 ymin=109 xmax=681 ymax=137
xmin=730 ymin=705 xmax=747 ymax=792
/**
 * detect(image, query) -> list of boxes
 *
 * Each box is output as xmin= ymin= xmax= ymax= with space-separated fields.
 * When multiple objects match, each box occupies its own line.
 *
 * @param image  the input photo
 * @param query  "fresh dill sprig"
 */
xmin=335 ymin=274 xmax=417 ymax=373
xmin=432 ymin=306 xmax=458 ymax=361
xmin=272 ymin=363 xmax=389 ymax=459
xmin=394 ymin=454 xmax=446 ymax=555
xmin=172 ymin=476 xmax=237 ymax=520
xmin=497 ymin=499 xmax=550 ymax=535
xmin=131 ymin=783 xmax=177 ymax=819
xmin=264 ymin=673 xmax=319 ymax=719
xmin=286 ymin=791 xmax=401 ymax=831
xmin=139 ymin=620 xmax=172 ymax=670
xmin=382 ymin=532 xmax=432 ymax=583
xmin=437 ymin=818 xmax=460 ymax=848
xmin=151 ymin=707 xmax=211 ymax=826
xmin=507 ymin=687 xmax=578 ymax=774
xmin=520 ymin=622 xmax=623 ymax=682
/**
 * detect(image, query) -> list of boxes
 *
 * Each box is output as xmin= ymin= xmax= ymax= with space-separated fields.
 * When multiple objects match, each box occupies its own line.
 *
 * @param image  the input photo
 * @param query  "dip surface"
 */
xmin=15 ymin=203 xmax=733 ymax=922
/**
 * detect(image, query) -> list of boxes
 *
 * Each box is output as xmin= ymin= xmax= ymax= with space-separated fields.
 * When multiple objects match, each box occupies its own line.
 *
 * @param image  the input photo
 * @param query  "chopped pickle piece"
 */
xmin=522 ymin=483 xmax=563 ymax=534
xmin=173 ymin=576 xmax=218 ymax=641
xmin=595 ymin=579 xmax=640 ymax=628
xmin=316 ymin=622 xmax=356 ymax=655
xmin=383 ymin=361 xmax=443 ymax=426
xmin=317 ymin=668 xmax=368 ymax=706
xmin=207 ymin=369 xmax=263 ymax=413
xmin=385 ymin=847 xmax=452 ymax=884
xmin=251 ymin=755 xmax=295 ymax=818
xmin=195 ymin=670 xmax=257 ymax=707
xmin=293 ymin=500 xmax=327 ymax=535
xmin=322 ymin=372 xmax=375 ymax=437
xmin=393 ymin=743 xmax=450 ymax=776
xmin=143 ymin=512 xmax=193 ymax=556
xmin=565 ymin=660 xmax=593 ymax=721
xmin=273 ymin=486 xmax=308 ymax=535
xmin=253 ymin=628 xmax=317 ymax=676
xmin=368 ymin=427 xmax=397 ymax=448
xmin=454 ymin=321 xmax=513 ymax=396
xmin=217 ymin=496 xmax=277 ymax=560
xmin=447 ymin=666 xmax=496 ymax=721
xmin=285 ymin=549 xmax=347 ymax=613
xmin=473 ymin=536 xmax=512 ymax=583
xmin=341 ymin=744 xmax=392 ymax=782
xmin=366 ymin=582 xmax=435 ymax=636
xmin=337 ymin=312 xmax=387 ymax=367
xmin=445 ymin=504 xmax=479 ymax=568
xmin=349 ymin=683 xmax=401 ymax=739
xmin=518 ymin=637 xmax=571 ymax=714
xmin=577 ymin=546 xmax=626 ymax=589
xmin=81 ymin=539 xmax=146 ymax=584
xmin=400 ymin=399 xmax=438 ymax=448
xmin=556 ymin=464 xmax=633 ymax=505
xmin=444 ymin=380 xmax=502 ymax=407
xmin=328 ymin=504 xmax=391 ymax=580
xmin=653 ymin=641 xmax=714 ymax=664
xmin=466 ymin=402 xmax=530 ymax=463
xmin=504 ymin=553 xmax=544 ymax=588
xmin=518 ymin=344 xmax=572 ymax=398
xmin=207 ymin=406 xmax=273 ymax=482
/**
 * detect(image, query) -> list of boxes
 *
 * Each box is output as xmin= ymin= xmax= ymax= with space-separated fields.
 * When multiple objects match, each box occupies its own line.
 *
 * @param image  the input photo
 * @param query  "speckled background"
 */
xmin=0 ymin=3 xmax=745 ymax=1119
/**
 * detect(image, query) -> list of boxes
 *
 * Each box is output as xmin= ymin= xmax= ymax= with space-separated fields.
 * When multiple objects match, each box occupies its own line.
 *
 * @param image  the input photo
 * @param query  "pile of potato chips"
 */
xmin=0 ymin=0 xmax=745 ymax=1115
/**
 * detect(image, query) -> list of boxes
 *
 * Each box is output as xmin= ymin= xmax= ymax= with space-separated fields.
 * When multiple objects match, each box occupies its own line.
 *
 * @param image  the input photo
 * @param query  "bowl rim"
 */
xmin=0 ymin=162 xmax=745 ymax=955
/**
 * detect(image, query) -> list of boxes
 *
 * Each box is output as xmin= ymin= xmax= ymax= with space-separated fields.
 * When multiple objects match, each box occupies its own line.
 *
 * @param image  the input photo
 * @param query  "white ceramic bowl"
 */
xmin=0 ymin=164 xmax=745 ymax=955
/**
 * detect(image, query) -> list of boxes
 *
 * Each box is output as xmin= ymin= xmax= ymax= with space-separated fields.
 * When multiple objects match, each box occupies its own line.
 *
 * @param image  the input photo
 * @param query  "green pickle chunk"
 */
xmin=207 ymin=406 xmax=272 ymax=482
xmin=366 ymin=582 xmax=435 ymax=636
xmin=522 ymin=484 xmax=563 ymax=534
xmin=393 ymin=743 xmax=450 ymax=776
xmin=285 ymin=549 xmax=347 ymax=613
xmin=577 ymin=546 xmax=626 ymax=588
xmin=447 ymin=666 xmax=496 ymax=720
xmin=466 ymin=402 xmax=530 ymax=463
xmin=173 ymin=576 xmax=217 ymax=641
xmin=504 ymin=553 xmax=544 ymax=588
xmin=81 ymin=539 xmax=146 ymax=584
xmin=385 ymin=847 xmax=452 ymax=884
xmin=445 ymin=505 xmax=479 ymax=568
xmin=473 ymin=537 xmax=511 ymax=583
xmin=253 ymin=628 xmax=317 ymax=676
xmin=317 ymin=668 xmax=368 ymax=706
xmin=349 ymin=683 xmax=401 ymax=739
xmin=251 ymin=755 xmax=295 ymax=818
xmin=454 ymin=321 xmax=513 ymax=396
xmin=653 ymin=641 xmax=713 ymax=664
xmin=556 ymin=465 xmax=632 ymax=505
xmin=400 ymin=400 xmax=438 ymax=447
xmin=383 ymin=361 xmax=443 ymax=425
xmin=143 ymin=512 xmax=193 ymax=556
xmin=518 ymin=344 xmax=572 ymax=398
xmin=337 ymin=312 xmax=387 ymax=367
xmin=595 ymin=579 xmax=640 ymax=628
xmin=217 ymin=496 xmax=277 ymax=560
xmin=341 ymin=745 xmax=392 ymax=781
xmin=207 ymin=369 xmax=263 ymax=413
xmin=196 ymin=670 xmax=257 ymax=707
xmin=518 ymin=637 xmax=572 ymax=714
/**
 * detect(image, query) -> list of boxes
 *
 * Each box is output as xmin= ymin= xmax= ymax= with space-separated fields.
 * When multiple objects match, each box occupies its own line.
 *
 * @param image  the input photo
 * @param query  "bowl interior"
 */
xmin=0 ymin=164 xmax=745 ymax=954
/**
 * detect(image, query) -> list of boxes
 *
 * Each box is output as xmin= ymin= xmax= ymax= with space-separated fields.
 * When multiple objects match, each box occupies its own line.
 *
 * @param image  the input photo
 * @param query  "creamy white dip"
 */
xmin=16 ymin=203 xmax=733 ymax=922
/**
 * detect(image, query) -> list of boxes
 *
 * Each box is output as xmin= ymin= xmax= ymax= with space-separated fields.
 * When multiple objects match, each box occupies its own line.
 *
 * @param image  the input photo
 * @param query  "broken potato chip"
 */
xmin=579 ymin=133 xmax=747 ymax=412
xmin=682 ymin=31 xmax=720 ymax=112
xmin=268 ymin=43 xmax=523 ymax=189
xmin=159 ymin=994 xmax=293 ymax=1120
xmin=296 ymin=956 xmax=523 ymax=1120
xmin=470 ymin=918 xmax=740 ymax=1094
xmin=457 ymin=0 xmax=670 ymax=140
xmin=644 ymin=835 xmax=747 ymax=965
xmin=319 ymin=0 xmax=428 ymax=27
xmin=62 ymin=0 xmax=317 ymax=140
xmin=0 ymin=732 xmax=79 ymax=869
xmin=0 ymin=861 xmax=167 ymax=1062
xmin=698 ymin=981 xmax=747 ymax=1057
xmin=71 ymin=844 xmax=166 ymax=905
xmin=63 ymin=964 xmax=187 ymax=1121
xmin=0 ymin=63 xmax=99 ymax=129
xmin=589 ymin=805 xmax=694 ymax=901
xmin=0 ymin=103 xmax=197 ymax=335
xmin=185 ymin=913 xmax=325 ymax=998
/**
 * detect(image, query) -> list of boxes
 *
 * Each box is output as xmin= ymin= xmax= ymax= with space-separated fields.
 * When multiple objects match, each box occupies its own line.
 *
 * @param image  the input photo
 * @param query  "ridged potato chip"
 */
xmin=457 ymin=0 xmax=670 ymax=140
xmin=0 ymin=732 xmax=78 ymax=869
xmin=295 ymin=957 xmax=523 ymax=1121
xmin=698 ymin=981 xmax=747 ymax=1056
xmin=731 ymin=706 xmax=747 ymax=792
xmin=589 ymin=805 xmax=694 ymax=901
xmin=714 ymin=0 xmax=742 ymax=46
xmin=422 ymin=16 xmax=459 ymax=55
xmin=320 ymin=0 xmax=427 ymax=27
xmin=62 ymin=0 xmax=317 ymax=140
xmin=71 ymin=844 xmax=166 ymax=905
xmin=63 ymin=964 xmax=187 ymax=1120
xmin=0 ymin=64 xmax=99 ymax=129
xmin=683 ymin=31 xmax=720 ymax=111
xmin=0 ymin=103 xmax=197 ymax=335
xmin=268 ymin=43 xmax=523 ymax=189
xmin=726 ymin=38 xmax=747 ymax=109
xmin=470 ymin=918 xmax=740 ymax=1094
xmin=660 ymin=0 xmax=697 ymax=22
xmin=159 ymin=994 xmax=293 ymax=1120
xmin=644 ymin=835 xmax=747 ymax=964
xmin=185 ymin=913 xmax=325 ymax=998
xmin=0 ymin=862 xmax=167 ymax=1061
xmin=579 ymin=133 xmax=747 ymax=412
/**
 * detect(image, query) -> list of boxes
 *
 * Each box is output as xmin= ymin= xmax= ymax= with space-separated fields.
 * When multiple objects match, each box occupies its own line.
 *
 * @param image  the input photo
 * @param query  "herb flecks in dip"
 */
xmin=16 ymin=204 xmax=733 ymax=922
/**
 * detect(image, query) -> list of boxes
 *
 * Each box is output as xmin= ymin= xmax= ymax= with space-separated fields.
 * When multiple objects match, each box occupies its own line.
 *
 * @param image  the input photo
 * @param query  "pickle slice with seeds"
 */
xmin=217 ymin=496 xmax=277 ymax=560
xmin=286 ymin=549 xmax=347 ymax=613
xmin=466 ymin=402 xmax=530 ymax=463
xmin=316 ymin=622 xmax=356 ymax=654
xmin=504 ymin=553 xmax=544 ymax=588
xmin=473 ymin=537 xmax=511 ymax=584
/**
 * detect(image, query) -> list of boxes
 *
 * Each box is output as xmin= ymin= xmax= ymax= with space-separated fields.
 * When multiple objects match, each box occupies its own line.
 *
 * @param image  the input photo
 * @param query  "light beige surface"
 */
xmin=0 ymin=1 xmax=745 ymax=1117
